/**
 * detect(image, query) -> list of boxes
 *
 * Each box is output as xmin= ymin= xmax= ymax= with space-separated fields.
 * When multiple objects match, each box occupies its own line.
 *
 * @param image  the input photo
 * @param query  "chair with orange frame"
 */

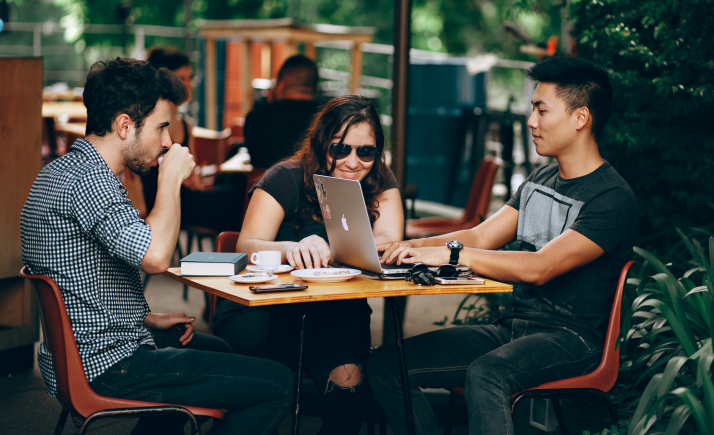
xmin=405 ymin=156 xmax=502 ymax=239
xmin=19 ymin=267 xmax=224 ymax=435
xmin=443 ymin=261 xmax=635 ymax=435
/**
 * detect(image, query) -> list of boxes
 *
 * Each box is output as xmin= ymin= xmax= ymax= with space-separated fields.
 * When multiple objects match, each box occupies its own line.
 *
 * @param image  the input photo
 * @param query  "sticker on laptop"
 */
xmin=324 ymin=204 xmax=331 ymax=219
xmin=316 ymin=179 xmax=327 ymax=203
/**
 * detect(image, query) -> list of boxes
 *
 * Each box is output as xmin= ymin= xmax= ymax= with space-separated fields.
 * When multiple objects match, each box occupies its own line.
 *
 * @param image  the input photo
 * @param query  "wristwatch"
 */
xmin=446 ymin=241 xmax=463 ymax=265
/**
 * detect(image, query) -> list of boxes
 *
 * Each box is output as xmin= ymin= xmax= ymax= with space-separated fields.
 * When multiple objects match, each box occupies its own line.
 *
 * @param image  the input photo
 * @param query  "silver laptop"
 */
xmin=313 ymin=174 xmax=469 ymax=279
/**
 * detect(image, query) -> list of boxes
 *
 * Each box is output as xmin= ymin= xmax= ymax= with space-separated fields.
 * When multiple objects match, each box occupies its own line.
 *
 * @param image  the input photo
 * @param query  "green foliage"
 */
xmin=568 ymin=0 xmax=714 ymax=236
xmin=611 ymin=234 xmax=714 ymax=434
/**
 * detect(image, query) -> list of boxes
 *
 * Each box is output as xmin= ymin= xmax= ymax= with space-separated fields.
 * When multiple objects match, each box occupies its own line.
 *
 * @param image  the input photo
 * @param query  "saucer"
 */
xmin=246 ymin=265 xmax=294 ymax=274
xmin=290 ymin=268 xmax=361 ymax=283
xmin=229 ymin=274 xmax=279 ymax=284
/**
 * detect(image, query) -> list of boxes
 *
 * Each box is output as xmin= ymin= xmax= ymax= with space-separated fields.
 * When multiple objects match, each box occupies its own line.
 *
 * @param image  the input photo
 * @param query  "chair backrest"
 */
xmin=19 ymin=267 xmax=84 ymax=413
xmin=528 ymin=260 xmax=635 ymax=393
xmin=19 ymin=267 xmax=227 ymax=419
xmin=462 ymin=156 xmax=502 ymax=224
xmin=210 ymin=232 xmax=241 ymax=333
xmin=192 ymin=126 xmax=231 ymax=166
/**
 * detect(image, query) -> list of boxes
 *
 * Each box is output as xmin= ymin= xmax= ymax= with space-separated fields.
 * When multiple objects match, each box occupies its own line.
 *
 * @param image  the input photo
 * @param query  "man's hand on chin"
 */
xmin=144 ymin=312 xmax=195 ymax=346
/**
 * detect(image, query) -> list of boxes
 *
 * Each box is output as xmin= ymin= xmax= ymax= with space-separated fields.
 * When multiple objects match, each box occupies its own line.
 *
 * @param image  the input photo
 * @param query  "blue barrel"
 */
xmin=407 ymin=57 xmax=486 ymax=206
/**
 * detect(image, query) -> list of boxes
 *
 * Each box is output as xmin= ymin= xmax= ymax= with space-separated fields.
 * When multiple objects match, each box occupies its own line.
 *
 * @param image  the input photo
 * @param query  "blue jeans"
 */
xmin=89 ymin=328 xmax=294 ymax=435
xmin=368 ymin=318 xmax=602 ymax=435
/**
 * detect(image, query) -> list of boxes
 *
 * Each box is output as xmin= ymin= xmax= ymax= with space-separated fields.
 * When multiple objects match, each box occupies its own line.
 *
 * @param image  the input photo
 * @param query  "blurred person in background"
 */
xmin=141 ymin=46 xmax=202 ymax=212
xmin=244 ymin=54 xmax=323 ymax=169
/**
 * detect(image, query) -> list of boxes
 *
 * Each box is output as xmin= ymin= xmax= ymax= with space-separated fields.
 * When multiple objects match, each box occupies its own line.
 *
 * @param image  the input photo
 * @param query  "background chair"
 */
xmin=405 ymin=156 xmax=502 ymax=239
xmin=443 ymin=260 xmax=635 ymax=435
xmin=209 ymin=231 xmax=241 ymax=334
xmin=19 ymin=267 xmax=224 ymax=435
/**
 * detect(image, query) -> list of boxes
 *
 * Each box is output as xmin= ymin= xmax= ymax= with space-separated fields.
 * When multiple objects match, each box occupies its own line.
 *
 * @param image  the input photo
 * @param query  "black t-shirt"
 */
xmin=250 ymin=160 xmax=400 ymax=243
xmin=244 ymin=99 xmax=323 ymax=169
xmin=500 ymin=161 xmax=638 ymax=345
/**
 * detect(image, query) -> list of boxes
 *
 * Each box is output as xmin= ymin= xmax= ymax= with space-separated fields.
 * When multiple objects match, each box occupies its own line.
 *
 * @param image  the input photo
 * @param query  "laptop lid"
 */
xmin=313 ymin=174 xmax=384 ymax=274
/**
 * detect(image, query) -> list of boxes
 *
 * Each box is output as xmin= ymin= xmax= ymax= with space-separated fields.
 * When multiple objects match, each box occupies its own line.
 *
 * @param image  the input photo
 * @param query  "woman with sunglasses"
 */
xmin=213 ymin=95 xmax=403 ymax=434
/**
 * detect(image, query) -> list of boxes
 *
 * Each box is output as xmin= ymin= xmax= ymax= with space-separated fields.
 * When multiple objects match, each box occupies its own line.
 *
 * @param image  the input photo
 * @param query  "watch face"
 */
xmin=447 ymin=241 xmax=463 ymax=249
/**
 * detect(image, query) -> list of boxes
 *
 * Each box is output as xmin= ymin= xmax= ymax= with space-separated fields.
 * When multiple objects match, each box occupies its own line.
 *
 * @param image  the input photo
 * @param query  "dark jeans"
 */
xmin=368 ymin=318 xmax=602 ymax=435
xmin=89 ymin=328 xmax=294 ymax=435
xmin=213 ymin=298 xmax=372 ymax=435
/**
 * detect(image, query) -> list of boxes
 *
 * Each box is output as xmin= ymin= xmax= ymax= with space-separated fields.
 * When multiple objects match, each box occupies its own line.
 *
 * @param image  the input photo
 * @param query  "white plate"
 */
xmin=229 ymin=274 xmax=279 ymax=284
xmin=246 ymin=265 xmax=294 ymax=274
xmin=290 ymin=268 xmax=361 ymax=283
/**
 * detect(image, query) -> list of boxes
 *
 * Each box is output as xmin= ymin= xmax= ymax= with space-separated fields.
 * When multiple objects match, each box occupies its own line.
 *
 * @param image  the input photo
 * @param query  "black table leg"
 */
xmin=386 ymin=297 xmax=416 ymax=435
xmin=292 ymin=311 xmax=306 ymax=435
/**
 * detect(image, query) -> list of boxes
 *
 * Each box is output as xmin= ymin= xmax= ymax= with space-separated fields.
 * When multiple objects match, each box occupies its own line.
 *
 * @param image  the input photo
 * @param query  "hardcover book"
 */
xmin=180 ymin=252 xmax=248 ymax=276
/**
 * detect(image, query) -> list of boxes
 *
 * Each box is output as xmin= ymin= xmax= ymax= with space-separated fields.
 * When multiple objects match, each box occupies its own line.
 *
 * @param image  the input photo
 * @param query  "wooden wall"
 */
xmin=0 ymin=58 xmax=42 ymax=357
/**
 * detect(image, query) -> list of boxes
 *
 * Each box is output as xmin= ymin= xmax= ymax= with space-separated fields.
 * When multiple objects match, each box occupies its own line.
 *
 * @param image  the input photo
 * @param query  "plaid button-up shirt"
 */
xmin=21 ymin=139 xmax=155 ymax=396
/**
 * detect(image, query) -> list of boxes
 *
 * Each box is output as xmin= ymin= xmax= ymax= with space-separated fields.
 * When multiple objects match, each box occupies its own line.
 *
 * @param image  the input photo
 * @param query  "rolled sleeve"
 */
xmin=72 ymin=167 xmax=152 ymax=268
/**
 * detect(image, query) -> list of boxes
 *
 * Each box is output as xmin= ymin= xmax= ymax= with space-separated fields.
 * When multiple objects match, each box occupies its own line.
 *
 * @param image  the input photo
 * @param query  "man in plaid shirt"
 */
xmin=21 ymin=58 xmax=293 ymax=434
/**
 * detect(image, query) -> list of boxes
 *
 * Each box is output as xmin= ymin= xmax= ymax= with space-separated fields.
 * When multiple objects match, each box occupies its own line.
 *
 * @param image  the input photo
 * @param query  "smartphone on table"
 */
xmin=249 ymin=283 xmax=308 ymax=293
xmin=433 ymin=277 xmax=485 ymax=285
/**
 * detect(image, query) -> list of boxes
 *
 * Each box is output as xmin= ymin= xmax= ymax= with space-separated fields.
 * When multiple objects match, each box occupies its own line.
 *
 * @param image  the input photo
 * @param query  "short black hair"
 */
xmin=277 ymin=54 xmax=319 ymax=93
xmin=146 ymin=46 xmax=191 ymax=72
xmin=84 ymin=57 xmax=187 ymax=137
xmin=526 ymin=57 xmax=612 ymax=141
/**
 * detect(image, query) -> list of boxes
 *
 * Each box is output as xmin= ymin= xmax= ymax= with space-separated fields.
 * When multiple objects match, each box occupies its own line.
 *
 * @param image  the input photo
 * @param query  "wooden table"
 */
xmin=42 ymin=101 xmax=87 ymax=120
xmin=219 ymin=152 xmax=253 ymax=174
xmin=165 ymin=267 xmax=512 ymax=435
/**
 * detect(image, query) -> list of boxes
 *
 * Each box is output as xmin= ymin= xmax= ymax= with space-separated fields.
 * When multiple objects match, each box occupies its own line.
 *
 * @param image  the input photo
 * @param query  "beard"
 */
xmin=122 ymin=132 xmax=159 ymax=176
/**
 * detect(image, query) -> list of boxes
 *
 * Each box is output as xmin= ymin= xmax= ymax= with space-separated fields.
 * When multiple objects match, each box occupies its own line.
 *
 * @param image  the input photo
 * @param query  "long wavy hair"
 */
xmin=290 ymin=95 xmax=390 ymax=228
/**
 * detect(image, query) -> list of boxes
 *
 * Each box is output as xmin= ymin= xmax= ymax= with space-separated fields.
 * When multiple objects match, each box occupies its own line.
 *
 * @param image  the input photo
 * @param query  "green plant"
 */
xmin=434 ymin=292 xmax=511 ymax=327
xmin=568 ymin=0 xmax=714 ymax=236
xmin=615 ymin=235 xmax=714 ymax=434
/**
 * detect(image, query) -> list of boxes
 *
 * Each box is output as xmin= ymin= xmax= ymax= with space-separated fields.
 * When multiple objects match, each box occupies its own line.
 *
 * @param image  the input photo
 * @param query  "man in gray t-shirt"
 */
xmin=370 ymin=57 xmax=638 ymax=435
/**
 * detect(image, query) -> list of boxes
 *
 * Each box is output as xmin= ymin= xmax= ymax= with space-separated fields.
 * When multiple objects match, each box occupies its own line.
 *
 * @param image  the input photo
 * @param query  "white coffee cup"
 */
xmin=250 ymin=251 xmax=281 ymax=269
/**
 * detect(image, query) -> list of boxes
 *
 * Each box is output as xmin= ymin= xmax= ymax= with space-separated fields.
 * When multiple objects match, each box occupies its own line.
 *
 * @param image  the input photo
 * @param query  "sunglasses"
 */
xmin=328 ymin=144 xmax=378 ymax=162
xmin=405 ymin=263 xmax=460 ymax=285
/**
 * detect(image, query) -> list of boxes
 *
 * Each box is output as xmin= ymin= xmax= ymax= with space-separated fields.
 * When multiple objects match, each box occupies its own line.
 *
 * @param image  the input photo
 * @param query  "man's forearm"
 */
xmin=419 ymin=227 xmax=482 ymax=249
xmin=142 ymin=176 xmax=182 ymax=272
xmin=460 ymin=248 xmax=548 ymax=285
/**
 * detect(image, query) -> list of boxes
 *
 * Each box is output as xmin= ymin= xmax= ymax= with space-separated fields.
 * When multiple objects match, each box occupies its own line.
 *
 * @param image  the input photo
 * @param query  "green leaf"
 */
xmin=629 ymin=373 xmax=662 ymax=434
xmin=634 ymin=247 xmax=677 ymax=281
xmin=663 ymin=403 xmax=692 ymax=435
xmin=670 ymin=387 xmax=713 ymax=434
xmin=640 ymin=291 xmax=697 ymax=356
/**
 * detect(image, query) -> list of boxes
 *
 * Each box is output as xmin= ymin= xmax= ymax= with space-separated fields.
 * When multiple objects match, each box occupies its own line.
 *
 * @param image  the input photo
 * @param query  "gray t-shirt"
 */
xmin=501 ymin=161 xmax=638 ymax=345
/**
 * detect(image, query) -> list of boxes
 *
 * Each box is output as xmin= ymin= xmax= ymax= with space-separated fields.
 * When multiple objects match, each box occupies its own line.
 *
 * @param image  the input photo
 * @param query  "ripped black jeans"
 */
xmin=368 ymin=317 xmax=602 ymax=435
xmin=213 ymin=298 xmax=372 ymax=435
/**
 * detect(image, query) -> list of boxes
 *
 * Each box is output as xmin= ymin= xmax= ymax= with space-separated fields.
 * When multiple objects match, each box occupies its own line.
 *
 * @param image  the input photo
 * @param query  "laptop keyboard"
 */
xmin=382 ymin=263 xmax=409 ymax=270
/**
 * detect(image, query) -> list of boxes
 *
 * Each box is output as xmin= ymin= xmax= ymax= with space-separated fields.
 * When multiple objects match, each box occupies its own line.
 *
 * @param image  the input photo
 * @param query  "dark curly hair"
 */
xmin=291 ymin=95 xmax=390 ymax=227
xmin=84 ymin=57 xmax=187 ymax=137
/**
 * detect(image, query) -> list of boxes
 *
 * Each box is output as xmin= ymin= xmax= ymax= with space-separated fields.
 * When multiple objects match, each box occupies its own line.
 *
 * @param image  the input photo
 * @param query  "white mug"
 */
xmin=251 ymin=251 xmax=281 ymax=269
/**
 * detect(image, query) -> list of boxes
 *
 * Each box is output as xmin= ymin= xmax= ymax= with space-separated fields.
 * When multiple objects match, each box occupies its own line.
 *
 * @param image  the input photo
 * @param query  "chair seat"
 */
xmin=79 ymin=394 xmax=226 ymax=420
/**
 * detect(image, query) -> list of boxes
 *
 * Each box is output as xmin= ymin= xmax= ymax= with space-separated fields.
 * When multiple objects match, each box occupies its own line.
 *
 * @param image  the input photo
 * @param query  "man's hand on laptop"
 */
xmin=287 ymin=235 xmax=332 ymax=269
xmin=378 ymin=239 xmax=425 ymax=265
xmin=144 ymin=312 xmax=195 ymax=346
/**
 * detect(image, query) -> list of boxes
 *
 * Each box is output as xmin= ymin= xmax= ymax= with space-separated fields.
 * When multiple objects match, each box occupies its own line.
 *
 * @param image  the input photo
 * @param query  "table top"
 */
xmin=219 ymin=152 xmax=253 ymax=173
xmin=164 ymin=267 xmax=512 ymax=306
xmin=55 ymin=122 xmax=86 ymax=137
xmin=42 ymin=101 xmax=87 ymax=119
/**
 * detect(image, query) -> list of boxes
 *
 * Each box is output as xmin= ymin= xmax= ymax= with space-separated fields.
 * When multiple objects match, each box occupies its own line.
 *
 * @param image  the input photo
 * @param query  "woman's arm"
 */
xmin=237 ymin=188 xmax=330 ymax=269
xmin=372 ymin=188 xmax=404 ymax=245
